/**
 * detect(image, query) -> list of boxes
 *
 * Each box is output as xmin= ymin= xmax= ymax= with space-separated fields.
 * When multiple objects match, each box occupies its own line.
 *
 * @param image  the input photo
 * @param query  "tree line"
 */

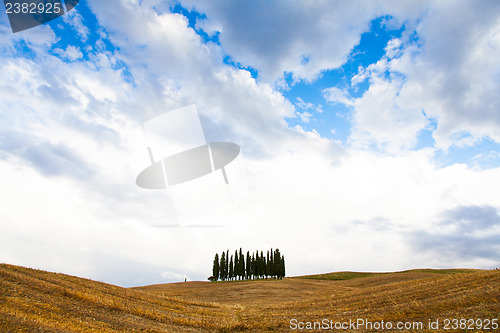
xmin=210 ymin=248 xmax=285 ymax=281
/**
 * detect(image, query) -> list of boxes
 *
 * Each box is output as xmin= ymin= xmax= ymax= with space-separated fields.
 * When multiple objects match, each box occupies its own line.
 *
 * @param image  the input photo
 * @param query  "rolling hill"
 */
xmin=1 ymin=263 xmax=498 ymax=332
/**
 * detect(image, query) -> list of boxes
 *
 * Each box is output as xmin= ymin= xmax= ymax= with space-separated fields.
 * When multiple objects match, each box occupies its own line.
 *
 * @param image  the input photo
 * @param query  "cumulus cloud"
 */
xmin=320 ymin=0 xmax=500 ymax=154
xmin=62 ymin=9 xmax=90 ymax=42
xmin=1 ymin=0 xmax=500 ymax=286
xmin=0 ymin=132 xmax=92 ymax=178
xmin=87 ymin=0 xmax=315 ymax=159
xmin=324 ymin=64 xmax=429 ymax=153
xmin=236 ymin=148 xmax=500 ymax=273
xmin=352 ymin=70 xmax=429 ymax=153
xmin=0 ymin=48 xmax=132 ymax=181
xmin=379 ymin=0 xmax=500 ymax=150
xmin=177 ymin=0 xmax=387 ymax=83
xmin=53 ymin=45 xmax=83 ymax=60
xmin=0 ymin=0 xmax=339 ymax=285
xmin=295 ymin=97 xmax=314 ymax=110
xmin=323 ymin=87 xmax=354 ymax=107
xmin=409 ymin=205 xmax=500 ymax=264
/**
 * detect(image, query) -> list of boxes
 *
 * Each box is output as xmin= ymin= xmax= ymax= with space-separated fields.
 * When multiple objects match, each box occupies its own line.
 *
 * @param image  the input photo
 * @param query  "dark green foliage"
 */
xmin=281 ymin=257 xmax=285 ymax=279
xmin=220 ymin=251 xmax=226 ymax=281
xmin=213 ymin=248 xmax=285 ymax=281
xmin=245 ymin=251 xmax=251 ymax=279
xmin=229 ymin=255 xmax=234 ymax=281
xmin=212 ymin=253 xmax=220 ymax=281
xmin=271 ymin=252 xmax=276 ymax=278
xmin=261 ymin=252 xmax=265 ymax=278
xmin=266 ymin=251 xmax=270 ymax=278
xmin=239 ymin=248 xmax=244 ymax=280
xmin=251 ymin=253 xmax=256 ymax=279
xmin=226 ymin=250 xmax=229 ymax=280
xmin=273 ymin=248 xmax=285 ymax=279
xmin=234 ymin=250 xmax=239 ymax=280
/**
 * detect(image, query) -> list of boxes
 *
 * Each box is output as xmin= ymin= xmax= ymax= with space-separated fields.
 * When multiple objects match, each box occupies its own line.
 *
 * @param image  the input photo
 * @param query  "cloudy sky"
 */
xmin=1 ymin=0 xmax=499 ymax=287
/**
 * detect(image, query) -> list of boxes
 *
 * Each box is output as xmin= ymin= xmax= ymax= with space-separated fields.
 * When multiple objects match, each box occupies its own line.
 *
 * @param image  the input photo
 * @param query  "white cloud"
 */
xmin=297 ymin=111 xmax=312 ymax=123
xmin=1 ymin=0 xmax=500 ymax=287
xmin=409 ymin=205 xmax=500 ymax=263
xmin=237 ymin=147 xmax=500 ymax=273
xmin=87 ymin=1 xmax=299 ymax=156
xmin=63 ymin=9 xmax=90 ymax=42
xmin=324 ymin=64 xmax=428 ymax=153
xmin=386 ymin=0 xmax=500 ymax=150
xmin=295 ymin=97 xmax=314 ymax=110
xmin=295 ymin=97 xmax=317 ymax=123
xmin=351 ymin=67 xmax=368 ymax=87
xmin=54 ymin=45 xmax=83 ymax=60
xmin=384 ymin=37 xmax=403 ymax=58
xmin=0 ymin=20 xmax=57 ymax=56
xmin=352 ymin=72 xmax=428 ymax=153
xmin=323 ymin=87 xmax=354 ymax=106
xmin=323 ymin=0 xmax=500 ymax=153
xmin=178 ymin=0 xmax=385 ymax=83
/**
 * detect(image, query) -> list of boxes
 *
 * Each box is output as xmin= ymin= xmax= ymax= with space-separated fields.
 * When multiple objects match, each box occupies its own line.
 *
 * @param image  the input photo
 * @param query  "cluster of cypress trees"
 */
xmin=211 ymin=248 xmax=285 ymax=281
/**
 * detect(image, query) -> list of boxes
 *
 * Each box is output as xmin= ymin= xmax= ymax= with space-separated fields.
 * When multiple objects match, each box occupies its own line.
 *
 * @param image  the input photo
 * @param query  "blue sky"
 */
xmin=165 ymin=3 xmax=500 ymax=168
xmin=1 ymin=0 xmax=500 ymax=286
xmin=32 ymin=1 xmax=500 ymax=165
xmin=283 ymin=16 xmax=404 ymax=141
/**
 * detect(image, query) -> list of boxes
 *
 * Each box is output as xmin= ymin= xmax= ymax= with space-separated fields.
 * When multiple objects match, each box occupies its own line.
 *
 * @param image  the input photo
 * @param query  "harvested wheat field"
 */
xmin=1 ymin=263 xmax=499 ymax=332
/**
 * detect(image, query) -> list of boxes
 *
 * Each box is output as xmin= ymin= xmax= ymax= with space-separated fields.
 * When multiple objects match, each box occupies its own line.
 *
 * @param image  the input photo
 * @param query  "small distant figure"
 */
xmin=184 ymin=278 xmax=187 ymax=282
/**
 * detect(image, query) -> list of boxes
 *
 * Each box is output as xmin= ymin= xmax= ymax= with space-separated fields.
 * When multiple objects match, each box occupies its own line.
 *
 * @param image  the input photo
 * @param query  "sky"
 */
xmin=1 ymin=0 xmax=499 ymax=287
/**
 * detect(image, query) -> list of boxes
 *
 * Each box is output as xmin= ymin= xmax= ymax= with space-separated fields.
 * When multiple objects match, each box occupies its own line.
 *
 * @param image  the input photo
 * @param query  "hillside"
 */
xmin=1 ymin=263 xmax=499 ymax=332
xmin=295 ymin=268 xmax=476 ymax=281
xmin=0 ymin=264 xmax=238 ymax=332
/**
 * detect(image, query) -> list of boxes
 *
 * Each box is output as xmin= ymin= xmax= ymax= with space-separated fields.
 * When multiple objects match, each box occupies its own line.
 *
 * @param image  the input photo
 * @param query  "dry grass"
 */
xmin=296 ymin=268 xmax=476 ymax=281
xmin=0 ymin=264 xmax=240 ymax=332
xmin=1 ymin=263 xmax=499 ymax=332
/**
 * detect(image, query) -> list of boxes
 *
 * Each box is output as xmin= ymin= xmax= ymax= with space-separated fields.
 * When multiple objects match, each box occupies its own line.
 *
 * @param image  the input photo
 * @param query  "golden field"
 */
xmin=1 ymin=263 xmax=498 ymax=332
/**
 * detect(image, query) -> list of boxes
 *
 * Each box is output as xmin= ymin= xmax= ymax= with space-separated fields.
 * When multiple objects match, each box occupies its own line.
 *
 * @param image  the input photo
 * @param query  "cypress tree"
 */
xmin=226 ymin=250 xmax=229 ymax=280
xmin=260 ymin=251 xmax=265 ymax=279
xmin=246 ymin=251 xmax=251 ymax=279
xmin=273 ymin=249 xmax=285 ymax=279
xmin=260 ymin=251 xmax=264 ymax=279
xmin=269 ymin=248 xmax=274 ymax=278
xmin=273 ymin=249 xmax=279 ymax=279
xmin=281 ymin=256 xmax=285 ymax=279
xmin=234 ymin=250 xmax=239 ymax=280
xmin=266 ymin=250 xmax=271 ymax=279
xmin=213 ymin=253 xmax=219 ymax=281
xmin=254 ymin=251 xmax=259 ymax=279
xmin=239 ymin=248 xmax=244 ymax=280
xmin=229 ymin=255 xmax=234 ymax=281
xmin=274 ymin=249 xmax=282 ymax=279
xmin=211 ymin=248 xmax=285 ymax=281
xmin=220 ymin=251 xmax=226 ymax=281
xmin=252 ymin=253 xmax=256 ymax=279
xmin=257 ymin=251 xmax=264 ymax=279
